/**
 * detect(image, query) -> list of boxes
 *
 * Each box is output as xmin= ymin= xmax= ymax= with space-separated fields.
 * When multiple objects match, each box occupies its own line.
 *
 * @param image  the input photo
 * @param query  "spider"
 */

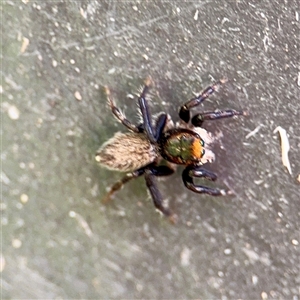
xmin=95 ymin=77 xmax=246 ymax=222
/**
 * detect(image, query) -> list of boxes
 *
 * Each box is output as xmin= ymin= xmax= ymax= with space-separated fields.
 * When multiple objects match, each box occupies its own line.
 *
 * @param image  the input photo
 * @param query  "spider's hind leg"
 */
xmin=102 ymin=164 xmax=177 ymax=223
xmin=102 ymin=168 xmax=145 ymax=203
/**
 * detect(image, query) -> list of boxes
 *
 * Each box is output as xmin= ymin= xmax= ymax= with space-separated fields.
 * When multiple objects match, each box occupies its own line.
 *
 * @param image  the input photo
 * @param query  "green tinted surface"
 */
xmin=2 ymin=1 xmax=299 ymax=299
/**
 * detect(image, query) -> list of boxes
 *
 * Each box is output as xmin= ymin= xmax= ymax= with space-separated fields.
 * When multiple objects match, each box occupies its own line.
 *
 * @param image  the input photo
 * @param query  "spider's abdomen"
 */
xmin=95 ymin=132 xmax=157 ymax=172
xmin=159 ymin=129 xmax=205 ymax=165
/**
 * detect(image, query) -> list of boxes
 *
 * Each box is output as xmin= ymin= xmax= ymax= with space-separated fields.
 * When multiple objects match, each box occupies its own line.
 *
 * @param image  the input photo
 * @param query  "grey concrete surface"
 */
xmin=2 ymin=1 xmax=299 ymax=299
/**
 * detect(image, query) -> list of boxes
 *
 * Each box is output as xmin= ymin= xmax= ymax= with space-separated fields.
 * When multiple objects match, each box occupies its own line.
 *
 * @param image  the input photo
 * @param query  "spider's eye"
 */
xmin=200 ymin=139 xmax=205 ymax=146
xmin=201 ymin=149 xmax=205 ymax=157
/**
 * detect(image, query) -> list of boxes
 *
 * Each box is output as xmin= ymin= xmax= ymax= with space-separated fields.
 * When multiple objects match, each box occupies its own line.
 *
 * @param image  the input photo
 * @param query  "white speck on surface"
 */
xmin=260 ymin=12 xmax=266 ymax=19
xmin=69 ymin=211 xmax=93 ymax=237
xmin=180 ymin=247 xmax=191 ymax=266
xmin=273 ymin=126 xmax=292 ymax=175
xmin=263 ymin=34 xmax=270 ymax=52
xmin=221 ymin=17 xmax=229 ymax=25
xmin=291 ymin=239 xmax=299 ymax=246
xmin=242 ymin=248 xmax=271 ymax=266
xmin=228 ymin=27 xmax=240 ymax=32
xmin=20 ymin=194 xmax=29 ymax=203
xmin=12 ymin=239 xmax=22 ymax=248
xmin=80 ymin=7 xmax=87 ymax=19
xmin=8 ymin=105 xmax=20 ymax=120
xmin=277 ymin=211 xmax=283 ymax=218
xmin=246 ymin=124 xmax=264 ymax=139
xmin=74 ymin=91 xmax=82 ymax=101
xmin=20 ymin=37 xmax=29 ymax=53
xmin=108 ymin=68 xmax=116 ymax=74
xmin=254 ymin=179 xmax=264 ymax=185
xmin=218 ymin=271 xmax=224 ymax=277
xmin=194 ymin=9 xmax=199 ymax=21
xmin=0 ymin=171 xmax=10 ymax=185
xmin=242 ymin=247 xmax=259 ymax=262
xmin=252 ymin=274 xmax=258 ymax=285
xmin=69 ymin=211 xmax=76 ymax=218
xmin=224 ymin=248 xmax=232 ymax=255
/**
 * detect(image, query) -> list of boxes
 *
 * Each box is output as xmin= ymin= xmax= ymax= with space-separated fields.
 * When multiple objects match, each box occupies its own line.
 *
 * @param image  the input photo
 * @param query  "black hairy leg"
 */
xmin=191 ymin=109 xmax=246 ymax=127
xmin=182 ymin=165 xmax=231 ymax=196
xmin=179 ymin=79 xmax=227 ymax=123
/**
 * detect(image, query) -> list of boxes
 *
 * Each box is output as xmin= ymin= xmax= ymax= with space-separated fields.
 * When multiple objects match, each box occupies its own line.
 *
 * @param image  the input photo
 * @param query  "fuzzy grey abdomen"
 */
xmin=95 ymin=132 xmax=157 ymax=172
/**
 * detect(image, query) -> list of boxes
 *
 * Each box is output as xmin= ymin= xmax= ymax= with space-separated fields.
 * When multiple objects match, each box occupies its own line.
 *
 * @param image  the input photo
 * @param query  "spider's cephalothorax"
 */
xmin=95 ymin=78 xmax=246 ymax=222
xmin=159 ymin=128 xmax=206 ymax=165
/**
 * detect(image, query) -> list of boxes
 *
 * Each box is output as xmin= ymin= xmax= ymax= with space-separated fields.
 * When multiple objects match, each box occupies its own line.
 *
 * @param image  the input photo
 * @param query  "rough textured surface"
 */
xmin=2 ymin=1 xmax=299 ymax=299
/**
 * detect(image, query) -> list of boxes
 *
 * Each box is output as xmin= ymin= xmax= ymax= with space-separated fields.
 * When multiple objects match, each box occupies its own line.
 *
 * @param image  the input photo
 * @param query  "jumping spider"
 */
xmin=95 ymin=78 xmax=246 ymax=222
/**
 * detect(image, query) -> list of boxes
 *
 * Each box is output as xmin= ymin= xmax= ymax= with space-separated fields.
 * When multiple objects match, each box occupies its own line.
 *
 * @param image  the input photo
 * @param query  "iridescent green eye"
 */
xmin=201 ymin=149 xmax=205 ymax=157
xmin=200 ymin=139 xmax=205 ymax=146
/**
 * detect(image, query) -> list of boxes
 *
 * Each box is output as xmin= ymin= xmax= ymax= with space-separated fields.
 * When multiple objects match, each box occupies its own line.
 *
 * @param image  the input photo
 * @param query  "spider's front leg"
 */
xmin=182 ymin=165 xmax=232 ymax=196
xmin=191 ymin=109 xmax=246 ymax=127
xmin=179 ymin=79 xmax=227 ymax=123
